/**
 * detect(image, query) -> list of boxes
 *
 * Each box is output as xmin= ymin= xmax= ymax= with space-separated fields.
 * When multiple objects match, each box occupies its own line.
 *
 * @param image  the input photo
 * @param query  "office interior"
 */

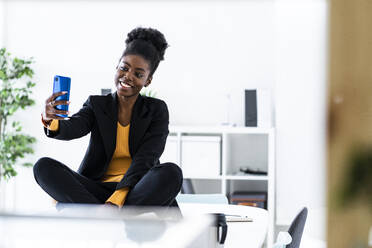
xmin=0 ymin=0 xmax=371 ymax=248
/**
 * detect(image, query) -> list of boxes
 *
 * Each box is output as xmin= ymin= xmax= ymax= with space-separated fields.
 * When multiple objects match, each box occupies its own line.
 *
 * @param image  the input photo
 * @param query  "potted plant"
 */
xmin=339 ymin=145 xmax=372 ymax=209
xmin=0 ymin=48 xmax=36 ymax=181
xmin=140 ymin=88 xmax=157 ymax=98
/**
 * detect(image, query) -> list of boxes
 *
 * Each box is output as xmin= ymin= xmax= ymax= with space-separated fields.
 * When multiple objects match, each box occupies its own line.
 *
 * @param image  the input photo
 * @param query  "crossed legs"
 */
xmin=33 ymin=157 xmax=183 ymax=208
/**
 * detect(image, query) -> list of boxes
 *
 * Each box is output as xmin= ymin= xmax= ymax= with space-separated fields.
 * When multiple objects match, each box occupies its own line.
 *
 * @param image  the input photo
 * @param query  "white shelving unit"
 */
xmin=161 ymin=125 xmax=276 ymax=246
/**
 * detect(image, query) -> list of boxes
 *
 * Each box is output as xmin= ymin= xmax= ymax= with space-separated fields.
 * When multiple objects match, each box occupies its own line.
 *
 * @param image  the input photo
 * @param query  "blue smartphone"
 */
xmin=52 ymin=75 xmax=71 ymax=118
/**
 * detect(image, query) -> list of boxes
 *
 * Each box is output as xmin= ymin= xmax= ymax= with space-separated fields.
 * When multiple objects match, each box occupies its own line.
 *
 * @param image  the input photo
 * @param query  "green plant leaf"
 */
xmin=23 ymin=162 xmax=33 ymax=167
xmin=0 ymin=70 xmax=5 ymax=80
xmin=0 ymin=48 xmax=37 ymax=180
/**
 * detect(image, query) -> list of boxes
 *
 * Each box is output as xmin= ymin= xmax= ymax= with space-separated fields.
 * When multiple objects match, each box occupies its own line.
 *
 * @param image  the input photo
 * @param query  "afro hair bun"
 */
xmin=125 ymin=27 xmax=168 ymax=61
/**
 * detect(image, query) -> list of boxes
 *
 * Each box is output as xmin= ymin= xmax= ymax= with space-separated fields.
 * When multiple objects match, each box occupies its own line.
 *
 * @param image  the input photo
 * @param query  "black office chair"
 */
xmin=181 ymin=179 xmax=195 ymax=194
xmin=286 ymin=207 xmax=308 ymax=248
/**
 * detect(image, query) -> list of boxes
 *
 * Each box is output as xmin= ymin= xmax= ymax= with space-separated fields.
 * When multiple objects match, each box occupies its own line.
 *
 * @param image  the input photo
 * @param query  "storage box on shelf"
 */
xmin=160 ymin=125 xmax=275 ymax=246
xmin=181 ymin=135 xmax=221 ymax=178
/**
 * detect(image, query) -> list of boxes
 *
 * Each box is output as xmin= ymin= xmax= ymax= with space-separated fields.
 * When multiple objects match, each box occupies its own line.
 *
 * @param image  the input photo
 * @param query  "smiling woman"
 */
xmin=34 ymin=27 xmax=183 ymax=211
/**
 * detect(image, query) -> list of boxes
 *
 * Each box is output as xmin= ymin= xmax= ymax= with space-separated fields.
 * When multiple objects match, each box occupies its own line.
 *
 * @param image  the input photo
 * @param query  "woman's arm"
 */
xmin=44 ymin=96 xmax=95 ymax=140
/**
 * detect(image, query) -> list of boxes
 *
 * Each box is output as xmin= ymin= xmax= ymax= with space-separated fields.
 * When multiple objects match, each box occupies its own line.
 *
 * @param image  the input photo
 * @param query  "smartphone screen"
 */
xmin=52 ymin=75 xmax=71 ymax=118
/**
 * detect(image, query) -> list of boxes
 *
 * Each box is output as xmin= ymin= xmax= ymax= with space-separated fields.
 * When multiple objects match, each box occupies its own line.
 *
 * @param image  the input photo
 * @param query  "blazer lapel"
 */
xmin=98 ymin=93 xmax=118 ymax=159
xmin=129 ymin=94 xmax=151 ymax=156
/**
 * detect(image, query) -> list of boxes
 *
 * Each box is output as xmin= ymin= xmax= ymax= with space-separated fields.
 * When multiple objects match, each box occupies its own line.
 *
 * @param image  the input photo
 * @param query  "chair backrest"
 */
xmin=286 ymin=207 xmax=308 ymax=248
xmin=181 ymin=179 xmax=195 ymax=194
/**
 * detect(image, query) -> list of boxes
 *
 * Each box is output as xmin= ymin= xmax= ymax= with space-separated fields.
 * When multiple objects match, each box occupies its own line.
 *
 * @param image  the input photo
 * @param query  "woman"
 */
xmin=34 ymin=27 xmax=183 ymax=209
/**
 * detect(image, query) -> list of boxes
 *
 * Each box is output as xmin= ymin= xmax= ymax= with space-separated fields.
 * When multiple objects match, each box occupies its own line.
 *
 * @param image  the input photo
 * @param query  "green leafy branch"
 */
xmin=0 ymin=48 xmax=37 ymax=180
xmin=140 ymin=88 xmax=157 ymax=98
xmin=338 ymin=144 xmax=372 ymax=209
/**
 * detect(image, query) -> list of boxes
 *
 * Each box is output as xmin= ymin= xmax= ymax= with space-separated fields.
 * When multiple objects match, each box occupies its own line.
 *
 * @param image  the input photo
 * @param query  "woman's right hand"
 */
xmin=42 ymin=91 xmax=70 ymax=121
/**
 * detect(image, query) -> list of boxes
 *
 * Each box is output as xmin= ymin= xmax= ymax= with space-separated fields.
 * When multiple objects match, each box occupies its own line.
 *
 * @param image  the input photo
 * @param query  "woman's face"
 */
xmin=115 ymin=55 xmax=152 ymax=99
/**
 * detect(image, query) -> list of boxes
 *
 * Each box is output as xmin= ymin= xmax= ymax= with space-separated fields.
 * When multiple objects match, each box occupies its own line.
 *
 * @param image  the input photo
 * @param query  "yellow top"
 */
xmin=102 ymin=122 xmax=131 ymax=207
xmin=42 ymin=119 xmax=131 ymax=208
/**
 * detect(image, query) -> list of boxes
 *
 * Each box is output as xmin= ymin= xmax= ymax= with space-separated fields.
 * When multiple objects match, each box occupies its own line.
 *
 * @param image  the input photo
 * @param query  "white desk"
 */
xmin=179 ymin=203 xmax=269 ymax=248
xmin=0 ymin=206 xmax=213 ymax=248
xmin=0 ymin=204 xmax=268 ymax=248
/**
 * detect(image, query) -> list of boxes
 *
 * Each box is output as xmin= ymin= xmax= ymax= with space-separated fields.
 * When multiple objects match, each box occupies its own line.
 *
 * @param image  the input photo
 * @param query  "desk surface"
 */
xmin=0 ymin=205 xmax=212 ymax=248
xmin=0 ymin=204 xmax=268 ymax=248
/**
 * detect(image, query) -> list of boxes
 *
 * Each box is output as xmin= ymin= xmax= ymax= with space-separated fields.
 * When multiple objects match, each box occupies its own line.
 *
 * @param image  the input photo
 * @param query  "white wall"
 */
xmin=275 ymin=0 xmax=327 ymax=242
xmin=5 ymin=1 xmax=276 ymax=126
xmin=0 ymin=0 xmax=4 ymax=47
xmin=2 ymin=0 xmax=327 ymax=242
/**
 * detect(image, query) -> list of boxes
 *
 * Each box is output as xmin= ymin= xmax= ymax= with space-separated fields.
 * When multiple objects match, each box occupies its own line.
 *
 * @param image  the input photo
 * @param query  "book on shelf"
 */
xmin=229 ymin=191 xmax=267 ymax=209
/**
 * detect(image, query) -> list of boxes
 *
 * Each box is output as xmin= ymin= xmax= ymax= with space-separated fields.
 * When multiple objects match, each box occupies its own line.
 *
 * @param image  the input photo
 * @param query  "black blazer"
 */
xmin=44 ymin=92 xmax=169 ymax=190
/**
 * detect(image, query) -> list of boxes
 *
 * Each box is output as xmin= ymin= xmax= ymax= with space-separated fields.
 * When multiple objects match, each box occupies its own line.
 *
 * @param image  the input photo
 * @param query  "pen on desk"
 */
xmin=225 ymin=214 xmax=249 ymax=217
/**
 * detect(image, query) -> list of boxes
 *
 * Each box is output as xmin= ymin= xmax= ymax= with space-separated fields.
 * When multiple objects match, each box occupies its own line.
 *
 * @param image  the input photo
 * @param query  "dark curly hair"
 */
xmin=122 ymin=27 xmax=169 ymax=77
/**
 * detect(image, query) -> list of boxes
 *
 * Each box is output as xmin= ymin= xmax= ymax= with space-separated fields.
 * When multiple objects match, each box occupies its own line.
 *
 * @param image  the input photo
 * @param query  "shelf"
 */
xmin=162 ymin=125 xmax=275 ymax=246
xmin=183 ymin=175 xmax=268 ymax=180
xmin=169 ymin=125 xmax=274 ymax=134
xmin=183 ymin=175 xmax=222 ymax=180
xmin=224 ymin=175 xmax=268 ymax=180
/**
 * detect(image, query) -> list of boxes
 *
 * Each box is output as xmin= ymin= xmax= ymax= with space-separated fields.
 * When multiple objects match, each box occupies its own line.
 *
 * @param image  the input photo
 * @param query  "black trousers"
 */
xmin=33 ymin=157 xmax=183 ymax=208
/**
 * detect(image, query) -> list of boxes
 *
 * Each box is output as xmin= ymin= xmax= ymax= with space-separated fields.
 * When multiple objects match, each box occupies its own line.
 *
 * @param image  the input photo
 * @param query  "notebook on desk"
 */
xmin=225 ymin=214 xmax=253 ymax=222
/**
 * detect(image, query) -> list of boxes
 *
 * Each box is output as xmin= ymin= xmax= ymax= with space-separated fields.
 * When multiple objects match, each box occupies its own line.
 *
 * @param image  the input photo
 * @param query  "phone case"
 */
xmin=53 ymin=75 xmax=71 ymax=118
